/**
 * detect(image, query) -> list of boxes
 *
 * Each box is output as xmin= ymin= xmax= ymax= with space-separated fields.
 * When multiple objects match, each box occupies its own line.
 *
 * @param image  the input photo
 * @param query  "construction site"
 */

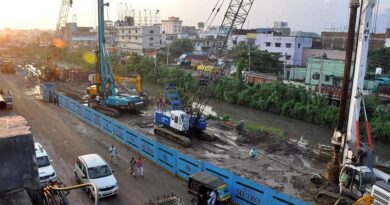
xmin=1 ymin=0 xmax=390 ymax=205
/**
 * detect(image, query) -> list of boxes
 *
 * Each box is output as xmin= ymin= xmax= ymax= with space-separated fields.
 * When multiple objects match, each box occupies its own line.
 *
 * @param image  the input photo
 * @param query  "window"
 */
xmin=88 ymin=165 xmax=112 ymax=179
xmin=135 ymin=30 xmax=138 ymax=33
xmin=149 ymin=43 xmax=154 ymax=46
xmin=286 ymin=43 xmax=292 ymax=48
xmin=150 ymin=37 xmax=154 ymax=41
xmin=174 ymin=116 xmax=178 ymax=123
xmin=325 ymin=75 xmax=330 ymax=82
xmin=286 ymin=55 xmax=291 ymax=60
xmin=135 ymin=37 xmax=138 ymax=40
xmin=129 ymin=37 xmax=131 ymax=40
xmin=122 ymin=30 xmax=124 ymax=33
xmin=265 ymin=42 xmax=271 ymax=47
xmin=36 ymin=156 xmax=50 ymax=168
xmin=275 ymin=43 xmax=281 ymax=47
xmin=298 ymin=43 xmax=301 ymax=48
xmin=150 ymin=30 xmax=154 ymax=34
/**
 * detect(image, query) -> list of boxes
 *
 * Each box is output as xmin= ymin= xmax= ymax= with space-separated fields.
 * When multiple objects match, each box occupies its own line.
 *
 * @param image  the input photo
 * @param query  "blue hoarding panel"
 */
xmin=203 ymin=162 xmax=233 ymax=185
xmin=112 ymin=121 xmax=126 ymax=143
xmin=155 ymin=143 xmax=176 ymax=174
xmin=101 ymin=116 xmax=113 ymax=135
xmin=230 ymin=175 xmax=273 ymax=205
xmin=82 ymin=107 xmax=94 ymax=124
xmin=139 ymin=135 xmax=156 ymax=161
xmin=176 ymin=152 xmax=202 ymax=180
xmin=92 ymin=111 xmax=102 ymax=129
xmin=123 ymin=127 xmax=139 ymax=150
xmin=74 ymin=103 xmax=83 ymax=119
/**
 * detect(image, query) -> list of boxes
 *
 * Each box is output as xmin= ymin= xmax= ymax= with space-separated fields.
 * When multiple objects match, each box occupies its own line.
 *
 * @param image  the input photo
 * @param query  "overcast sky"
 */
xmin=1 ymin=0 xmax=389 ymax=33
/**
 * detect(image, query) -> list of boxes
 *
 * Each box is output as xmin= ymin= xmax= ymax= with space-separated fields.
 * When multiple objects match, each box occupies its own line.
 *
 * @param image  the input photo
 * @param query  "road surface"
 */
xmin=0 ymin=73 xmax=194 ymax=204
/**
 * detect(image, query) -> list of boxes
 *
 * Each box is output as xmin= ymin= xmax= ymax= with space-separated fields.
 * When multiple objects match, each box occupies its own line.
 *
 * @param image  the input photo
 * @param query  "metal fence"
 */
xmin=58 ymin=94 xmax=311 ymax=205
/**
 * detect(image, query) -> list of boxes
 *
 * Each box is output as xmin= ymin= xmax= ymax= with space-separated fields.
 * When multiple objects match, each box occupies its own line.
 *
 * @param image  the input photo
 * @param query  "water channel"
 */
xmin=143 ymin=82 xmax=390 ymax=167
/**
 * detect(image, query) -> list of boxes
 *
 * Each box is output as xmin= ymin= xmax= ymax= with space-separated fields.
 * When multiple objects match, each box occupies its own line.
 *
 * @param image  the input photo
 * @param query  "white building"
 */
xmin=385 ymin=38 xmax=390 ymax=48
xmin=116 ymin=25 xmax=162 ymax=54
xmin=235 ymin=33 xmax=313 ymax=66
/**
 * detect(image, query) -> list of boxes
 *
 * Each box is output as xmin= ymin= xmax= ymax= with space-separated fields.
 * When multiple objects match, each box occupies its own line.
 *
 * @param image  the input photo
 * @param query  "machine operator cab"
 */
xmin=339 ymin=164 xmax=373 ymax=199
xmin=169 ymin=110 xmax=190 ymax=132
xmin=188 ymin=172 xmax=231 ymax=204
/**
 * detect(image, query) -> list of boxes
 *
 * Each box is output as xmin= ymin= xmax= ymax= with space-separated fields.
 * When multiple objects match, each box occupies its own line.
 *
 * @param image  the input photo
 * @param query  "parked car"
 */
xmin=74 ymin=154 xmax=118 ymax=199
xmin=35 ymin=142 xmax=57 ymax=185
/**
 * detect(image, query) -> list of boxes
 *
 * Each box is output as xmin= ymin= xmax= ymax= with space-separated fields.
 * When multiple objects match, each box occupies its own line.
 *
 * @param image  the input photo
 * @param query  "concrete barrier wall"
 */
xmin=58 ymin=95 xmax=311 ymax=205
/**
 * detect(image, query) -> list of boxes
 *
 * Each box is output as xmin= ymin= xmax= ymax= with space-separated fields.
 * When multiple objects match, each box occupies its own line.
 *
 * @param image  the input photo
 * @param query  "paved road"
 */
xmin=0 ymin=73 xmax=194 ymax=204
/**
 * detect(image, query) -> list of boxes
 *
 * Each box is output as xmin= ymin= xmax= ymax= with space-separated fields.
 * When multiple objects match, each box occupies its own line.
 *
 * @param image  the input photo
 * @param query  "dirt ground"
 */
xmin=54 ymin=80 xmax=329 ymax=202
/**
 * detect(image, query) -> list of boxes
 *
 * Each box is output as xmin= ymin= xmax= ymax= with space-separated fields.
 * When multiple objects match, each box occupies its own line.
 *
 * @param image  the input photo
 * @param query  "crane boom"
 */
xmin=56 ymin=0 xmax=73 ymax=31
xmin=191 ymin=0 xmax=255 ymax=114
xmin=343 ymin=0 xmax=376 ymax=165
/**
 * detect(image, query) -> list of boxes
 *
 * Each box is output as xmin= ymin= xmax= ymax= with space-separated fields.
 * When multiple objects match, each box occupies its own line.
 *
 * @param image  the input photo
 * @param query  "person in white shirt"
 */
xmin=108 ymin=145 xmax=118 ymax=165
xmin=207 ymin=190 xmax=216 ymax=205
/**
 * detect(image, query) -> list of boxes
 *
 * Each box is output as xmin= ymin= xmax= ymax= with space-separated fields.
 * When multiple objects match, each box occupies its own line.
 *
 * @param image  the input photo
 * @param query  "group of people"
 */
xmin=108 ymin=145 xmax=144 ymax=177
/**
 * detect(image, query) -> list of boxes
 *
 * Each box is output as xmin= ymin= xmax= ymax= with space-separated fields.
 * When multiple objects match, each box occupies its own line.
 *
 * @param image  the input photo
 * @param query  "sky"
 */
xmin=0 ymin=0 xmax=389 ymax=33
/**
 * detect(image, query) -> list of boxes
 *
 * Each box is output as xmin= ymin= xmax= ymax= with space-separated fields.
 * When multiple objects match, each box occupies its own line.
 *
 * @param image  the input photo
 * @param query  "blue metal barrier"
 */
xmin=176 ymin=152 xmax=202 ymax=180
xmin=58 ymin=95 xmax=311 ymax=205
xmin=155 ymin=143 xmax=177 ymax=174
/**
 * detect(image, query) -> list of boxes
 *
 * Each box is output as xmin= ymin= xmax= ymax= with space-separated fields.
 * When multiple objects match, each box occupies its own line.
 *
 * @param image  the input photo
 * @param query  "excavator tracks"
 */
xmin=154 ymin=127 xmax=191 ymax=148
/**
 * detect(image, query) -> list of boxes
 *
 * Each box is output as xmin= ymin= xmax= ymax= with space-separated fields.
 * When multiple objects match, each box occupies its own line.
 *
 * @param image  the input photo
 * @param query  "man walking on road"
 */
xmin=108 ymin=145 xmax=118 ymax=165
xmin=136 ymin=157 xmax=144 ymax=177
xmin=129 ymin=157 xmax=136 ymax=176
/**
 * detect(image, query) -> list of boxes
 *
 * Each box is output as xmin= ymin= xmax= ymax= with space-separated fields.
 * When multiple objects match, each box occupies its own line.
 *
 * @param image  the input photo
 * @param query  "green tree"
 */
xmin=169 ymin=39 xmax=193 ymax=59
xmin=368 ymin=47 xmax=390 ymax=74
xmin=235 ymin=45 xmax=283 ymax=76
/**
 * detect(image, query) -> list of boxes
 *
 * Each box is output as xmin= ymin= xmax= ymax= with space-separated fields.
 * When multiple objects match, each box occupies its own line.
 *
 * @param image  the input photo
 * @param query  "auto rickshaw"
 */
xmin=188 ymin=172 xmax=230 ymax=205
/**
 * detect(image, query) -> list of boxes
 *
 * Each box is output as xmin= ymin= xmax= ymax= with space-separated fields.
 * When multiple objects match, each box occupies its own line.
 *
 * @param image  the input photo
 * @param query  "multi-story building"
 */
xmin=115 ymin=25 xmax=162 ymax=54
xmin=161 ymin=16 xmax=182 ymax=46
xmin=161 ymin=16 xmax=182 ymax=34
xmin=104 ymin=20 xmax=117 ymax=47
xmin=63 ymin=23 xmax=97 ymax=49
xmin=233 ymin=31 xmax=313 ymax=66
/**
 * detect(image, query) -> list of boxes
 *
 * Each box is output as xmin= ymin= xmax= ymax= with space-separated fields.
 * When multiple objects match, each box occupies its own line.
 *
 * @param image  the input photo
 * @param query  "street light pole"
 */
xmin=166 ymin=43 xmax=169 ymax=65
xmin=283 ymin=53 xmax=287 ymax=80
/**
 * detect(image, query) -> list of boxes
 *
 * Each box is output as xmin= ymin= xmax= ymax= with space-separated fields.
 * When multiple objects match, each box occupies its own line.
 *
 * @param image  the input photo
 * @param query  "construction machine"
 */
xmin=323 ymin=0 xmax=390 ymax=203
xmin=1 ymin=60 xmax=16 ymax=74
xmin=114 ymin=74 xmax=143 ymax=95
xmin=154 ymin=0 xmax=255 ymax=146
xmin=85 ymin=0 xmax=145 ymax=117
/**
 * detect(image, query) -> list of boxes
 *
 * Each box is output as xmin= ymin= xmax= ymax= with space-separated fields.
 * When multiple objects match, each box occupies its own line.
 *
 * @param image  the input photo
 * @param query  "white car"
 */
xmin=74 ymin=154 xmax=118 ymax=199
xmin=35 ymin=142 xmax=57 ymax=184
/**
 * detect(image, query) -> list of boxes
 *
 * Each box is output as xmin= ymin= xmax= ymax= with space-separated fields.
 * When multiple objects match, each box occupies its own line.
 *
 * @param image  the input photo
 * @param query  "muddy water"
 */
xmin=143 ymin=82 xmax=390 ymax=167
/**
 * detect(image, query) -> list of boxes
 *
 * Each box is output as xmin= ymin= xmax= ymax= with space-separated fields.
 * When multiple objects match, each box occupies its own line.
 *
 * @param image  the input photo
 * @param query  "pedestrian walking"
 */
xmin=129 ymin=157 xmax=136 ymax=176
xmin=108 ymin=145 xmax=118 ymax=165
xmin=207 ymin=190 xmax=216 ymax=205
xmin=136 ymin=157 xmax=144 ymax=177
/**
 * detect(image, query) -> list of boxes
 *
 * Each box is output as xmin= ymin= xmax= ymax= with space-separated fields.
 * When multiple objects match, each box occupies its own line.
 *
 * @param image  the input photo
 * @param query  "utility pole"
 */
xmin=283 ymin=53 xmax=287 ymax=80
xmin=248 ymin=42 xmax=251 ymax=71
xmin=326 ymin=0 xmax=360 ymax=184
xmin=166 ymin=44 xmax=169 ymax=65
xmin=319 ymin=53 xmax=325 ymax=94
